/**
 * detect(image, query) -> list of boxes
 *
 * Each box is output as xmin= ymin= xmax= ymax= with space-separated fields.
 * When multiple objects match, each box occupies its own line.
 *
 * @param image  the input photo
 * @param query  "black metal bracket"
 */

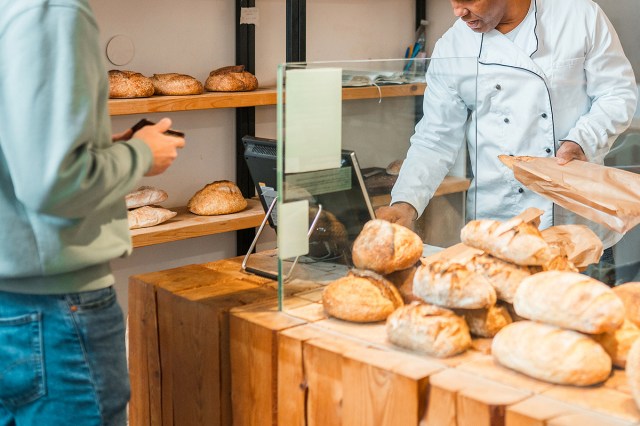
xmin=286 ymin=0 xmax=306 ymax=62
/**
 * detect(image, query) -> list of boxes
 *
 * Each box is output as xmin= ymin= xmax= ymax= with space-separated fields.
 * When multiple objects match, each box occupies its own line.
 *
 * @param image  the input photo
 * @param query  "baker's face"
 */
xmin=450 ymin=0 xmax=509 ymax=33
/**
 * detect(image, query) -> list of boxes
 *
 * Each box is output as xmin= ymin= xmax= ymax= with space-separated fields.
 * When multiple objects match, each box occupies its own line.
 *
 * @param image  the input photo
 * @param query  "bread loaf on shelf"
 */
xmin=322 ymin=269 xmax=404 ymax=323
xmin=205 ymin=65 xmax=258 ymax=92
xmin=492 ymin=321 xmax=612 ymax=386
xmin=125 ymin=186 xmax=168 ymax=209
xmin=384 ymin=265 xmax=421 ymax=304
xmin=187 ymin=180 xmax=247 ymax=216
xmin=613 ymin=282 xmax=640 ymax=327
xmin=461 ymin=218 xmax=551 ymax=265
xmin=128 ymin=206 xmax=177 ymax=229
xmin=455 ymin=303 xmax=512 ymax=338
xmin=513 ymin=271 xmax=625 ymax=334
xmin=593 ymin=320 xmax=640 ymax=368
xmin=468 ymin=253 xmax=536 ymax=303
xmin=108 ymin=70 xmax=154 ymax=98
xmin=413 ymin=260 xmax=497 ymax=309
xmin=386 ymin=301 xmax=471 ymax=357
xmin=150 ymin=73 xmax=204 ymax=96
xmin=351 ymin=219 xmax=423 ymax=275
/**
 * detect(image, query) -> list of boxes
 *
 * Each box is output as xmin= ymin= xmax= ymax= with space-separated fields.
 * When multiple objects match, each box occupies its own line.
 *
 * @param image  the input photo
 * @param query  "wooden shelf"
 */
xmin=108 ymin=84 xmax=426 ymax=116
xmin=130 ymin=199 xmax=265 ymax=248
xmin=370 ymin=175 xmax=471 ymax=209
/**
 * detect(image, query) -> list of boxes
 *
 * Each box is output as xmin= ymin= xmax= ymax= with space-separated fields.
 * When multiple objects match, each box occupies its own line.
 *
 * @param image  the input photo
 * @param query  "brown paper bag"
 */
xmin=499 ymin=155 xmax=640 ymax=234
xmin=541 ymin=225 xmax=604 ymax=269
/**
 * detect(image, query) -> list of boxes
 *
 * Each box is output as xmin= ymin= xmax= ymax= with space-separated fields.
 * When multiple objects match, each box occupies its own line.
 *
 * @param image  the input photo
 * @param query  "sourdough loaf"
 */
xmin=513 ymin=271 xmax=625 ymax=334
xmin=455 ymin=303 xmax=512 ymax=338
xmin=469 ymin=253 xmax=537 ymax=303
xmin=125 ymin=186 xmax=168 ymax=209
xmin=188 ymin=180 xmax=247 ymax=215
xmin=108 ymin=70 xmax=154 ymax=98
xmin=385 ymin=266 xmax=420 ymax=304
xmin=150 ymin=73 xmax=203 ymax=95
xmin=493 ymin=321 xmax=612 ymax=386
xmin=613 ymin=283 xmax=640 ymax=327
xmin=128 ymin=206 xmax=177 ymax=229
xmin=386 ymin=301 xmax=471 ymax=357
xmin=352 ymin=219 xmax=423 ymax=275
xmin=593 ymin=319 xmax=640 ymax=368
xmin=205 ymin=65 xmax=258 ymax=92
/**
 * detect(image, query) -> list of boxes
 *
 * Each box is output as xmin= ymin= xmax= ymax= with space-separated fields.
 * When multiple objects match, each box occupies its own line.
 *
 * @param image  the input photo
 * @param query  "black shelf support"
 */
xmin=286 ymin=0 xmax=306 ymax=62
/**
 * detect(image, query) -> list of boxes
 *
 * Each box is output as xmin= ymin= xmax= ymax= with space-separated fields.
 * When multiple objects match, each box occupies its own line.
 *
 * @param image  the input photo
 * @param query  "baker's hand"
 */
xmin=112 ymin=128 xmax=133 ymax=142
xmin=134 ymin=118 xmax=186 ymax=176
xmin=556 ymin=140 xmax=587 ymax=165
xmin=375 ymin=202 xmax=417 ymax=229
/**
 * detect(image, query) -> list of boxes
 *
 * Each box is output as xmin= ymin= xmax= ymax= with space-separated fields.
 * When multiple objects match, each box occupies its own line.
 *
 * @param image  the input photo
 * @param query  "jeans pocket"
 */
xmin=0 ymin=312 xmax=45 ymax=408
xmin=66 ymin=286 xmax=116 ymax=312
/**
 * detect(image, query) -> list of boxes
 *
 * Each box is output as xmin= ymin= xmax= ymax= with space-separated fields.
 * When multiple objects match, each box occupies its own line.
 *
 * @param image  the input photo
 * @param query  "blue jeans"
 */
xmin=0 ymin=286 xmax=129 ymax=425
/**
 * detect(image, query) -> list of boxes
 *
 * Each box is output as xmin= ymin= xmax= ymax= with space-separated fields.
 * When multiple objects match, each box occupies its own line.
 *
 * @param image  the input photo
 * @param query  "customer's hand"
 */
xmin=556 ymin=140 xmax=587 ymax=165
xmin=375 ymin=202 xmax=417 ymax=229
xmin=134 ymin=118 xmax=186 ymax=176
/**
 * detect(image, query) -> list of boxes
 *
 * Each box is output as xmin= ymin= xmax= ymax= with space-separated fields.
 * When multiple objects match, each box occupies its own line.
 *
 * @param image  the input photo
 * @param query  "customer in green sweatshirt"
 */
xmin=0 ymin=0 xmax=185 ymax=424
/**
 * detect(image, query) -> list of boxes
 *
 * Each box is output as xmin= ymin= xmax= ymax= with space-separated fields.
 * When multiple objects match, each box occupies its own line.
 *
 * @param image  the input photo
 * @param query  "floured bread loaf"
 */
xmin=455 ymin=303 xmax=512 ymax=338
xmin=125 ymin=186 xmax=168 ymax=209
xmin=413 ymin=260 xmax=496 ymax=309
xmin=613 ymin=283 xmax=640 ymax=327
xmin=150 ymin=73 xmax=204 ymax=95
xmin=461 ymin=218 xmax=551 ymax=265
xmin=128 ymin=206 xmax=177 ymax=229
xmin=386 ymin=301 xmax=471 ymax=357
xmin=626 ymin=338 xmax=640 ymax=410
xmin=493 ymin=321 xmax=612 ymax=386
xmin=109 ymin=70 xmax=154 ymax=98
xmin=188 ymin=180 xmax=247 ymax=215
xmin=205 ymin=65 xmax=258 ymax=92
xmin=594 ymin=320 xmax=640 ymax=368
xmin=385 ymin=266 xmax=420 ymax=304
xmin=352 ymin=219 xmax=423 ymax=275
xmin=513 ymin=271 xmax=625 ymax=334
xmin=323 ymin=269 xmax=403 ymax=323
xmin=469 ymin=253 xmax=536 ymax=303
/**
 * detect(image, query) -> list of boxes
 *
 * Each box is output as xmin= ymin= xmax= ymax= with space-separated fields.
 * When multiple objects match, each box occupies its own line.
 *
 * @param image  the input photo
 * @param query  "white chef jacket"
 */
xmin=391 ymin=0 xmax=637 ymax=248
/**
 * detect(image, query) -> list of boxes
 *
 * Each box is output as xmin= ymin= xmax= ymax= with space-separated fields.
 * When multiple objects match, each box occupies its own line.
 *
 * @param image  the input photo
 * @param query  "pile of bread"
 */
xmin=109 ymin=65 xmax=258 ymax=98
xmin=126 ymin=186 xmax=176 ymax=229
xmin=321 ymin=209 xmax=640 ymax=398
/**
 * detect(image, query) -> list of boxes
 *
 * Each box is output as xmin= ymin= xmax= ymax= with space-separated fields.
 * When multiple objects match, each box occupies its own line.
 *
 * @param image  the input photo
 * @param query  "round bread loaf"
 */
xmin=109 ymin=70 xmax=154 ymax=98
xmin=455 ymin=303 xmax=512 ymax=338
xmin=352 ymin=219 xmax=423 ymax=275
xmin=322 ymin=269 xmax=403 ymax=323
xmin=613 ymin=282 xmax=640 ymax=327
xmin=385 ymin=266 xmax=420 ymax=304
xmin=205 ymin=65 xmax=258 ymax=92
xmin=594 ymin=319 xmax=640 ymax=368
xmin=493 ymin=321 xmax=612 ymax=386
xmin=188 ymin=180 xmax=248 ymax=216
xmin=150 ymin=73 xmax=204 ymax=96
xmin=386 ymin=301 xmax=471 ymax=357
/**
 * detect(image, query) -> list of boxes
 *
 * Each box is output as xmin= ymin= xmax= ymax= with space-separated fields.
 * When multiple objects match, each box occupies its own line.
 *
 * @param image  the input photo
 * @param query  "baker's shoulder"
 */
xmin=537 ymin=0 xmax=598 ymax=20
xmin=432 ymin=20 xmax=482 ymax=58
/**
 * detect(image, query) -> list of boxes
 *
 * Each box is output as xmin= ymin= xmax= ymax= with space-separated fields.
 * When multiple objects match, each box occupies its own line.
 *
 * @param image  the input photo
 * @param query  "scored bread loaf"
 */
xmin=455 ymin=303 xmax=512 ymax=338
xmin=352 ymin=219 xmax=423 ymax=275
xmin=205 ymin=65 xmax=258 ymax=92
xmin=593 ymin=320 xmax=640 ymax=368
xmin=385 ymin=265 xmax=420 ymax=304
xmin=125 ymin=186 xmax=168 ymax=209
xmin=109 ymin=70 xmax=154 ymax=98
xmin=492 ymin=321 xmax=612 ymax=386
xmin=323 ymin=269 xmax=403 ymax=323
xmin=469 ymin=253 xmax=537 ymax=303
xmin=150 ymin=73 xmax=204 ymax=95
xmin=626 ymin=338 xmax=640 ymax=410
xmin=613 ymin=283 xmax=640 ymax=327
xmin=386 ymin=301 xmax=471 ymax=357
xmin=513 ymin=271 xmax=625 ymax=334
xmin=461 ymin=218 xmax=551 ymax=265
xmin=128 ymin=206 xmax=177 ymax=229
xmin=413 ymin=260 xmax=497 ymax=309
xmin=188 ymin=180 xmax=247 ymax=215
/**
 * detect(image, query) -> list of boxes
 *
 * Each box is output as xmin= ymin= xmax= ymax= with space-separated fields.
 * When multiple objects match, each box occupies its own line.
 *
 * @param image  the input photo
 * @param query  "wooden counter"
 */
xmin=128 ymin=256 xmax=640 ymax=426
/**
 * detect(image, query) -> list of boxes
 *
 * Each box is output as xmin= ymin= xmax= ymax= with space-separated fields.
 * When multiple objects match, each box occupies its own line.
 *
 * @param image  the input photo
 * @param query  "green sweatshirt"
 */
xmin=0 ymin=0 xmax=152 ymax=294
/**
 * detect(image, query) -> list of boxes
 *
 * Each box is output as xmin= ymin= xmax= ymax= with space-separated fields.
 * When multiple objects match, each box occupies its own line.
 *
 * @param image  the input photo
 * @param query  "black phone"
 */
xmin=130 ymin=118 xmax=185 ymax=138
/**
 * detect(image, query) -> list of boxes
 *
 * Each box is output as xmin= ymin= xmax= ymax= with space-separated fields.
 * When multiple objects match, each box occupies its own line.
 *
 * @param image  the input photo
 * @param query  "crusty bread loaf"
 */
xmin=385 ymin=159 xmax=403 ymax=176
xmin=455 ymin=303 xmax=512 ymax=338
xmin=613 ymin=283 xmax=640 ymax=327
xmin=469 ymin=253 xmax=537 ymax=303
xmin=386 ymin=301 xmax=471 ymax=357
xmin=150 ymin=73 xmax=204 ymax=96
xmin=593 ymin=320 xmax=640 ymax=368
xmin=493 ymin=321 xmax=612 ymax=386
xmin=188 ymin=180 xmax=247 ymax=215
xmin=109 ymin=70 xmax=154 ymax=98
xmin=385 ymin=266 xmax=421 ymax=304
xmin=541 ymin=224 xmax=604 ymax=270
xmin=128 ymin=206 xmax=177 ymax=229
xmin=513 ymin=271 xmax=625 ymax=334
xmin=461 ymin=218 xmax=551 ymax=265
xmin=205 ymin=65 xmax=258 ymax=92
xmin=413 ymin=260 xmax=497 ymax=309
xmin=125 ymin=186 xmax=168 ymax=209
xmin=352 ymin=219 xmax=423 ymax=275
xmin=323 ymin=269 xmax=404 ymax=323
xmin=626 ymin=338 xmax=640 ymax=410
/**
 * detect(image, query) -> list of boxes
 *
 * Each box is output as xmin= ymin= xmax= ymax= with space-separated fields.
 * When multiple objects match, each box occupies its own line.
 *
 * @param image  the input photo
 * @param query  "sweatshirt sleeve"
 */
xmin=0 ymin=3 xmax=152 ymax=219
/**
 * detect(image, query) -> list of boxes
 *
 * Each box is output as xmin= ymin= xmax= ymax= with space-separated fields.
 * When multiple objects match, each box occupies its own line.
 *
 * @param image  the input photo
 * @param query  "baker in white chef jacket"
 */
xmin=378 ymin=0 xmax=637 ymax=260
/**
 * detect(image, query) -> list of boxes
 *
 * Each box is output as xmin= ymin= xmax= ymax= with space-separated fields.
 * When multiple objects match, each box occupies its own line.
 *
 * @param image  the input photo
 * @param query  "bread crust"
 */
xmin=109 ymin=70 xmax=154 ymax=98
xmin=626 ymin=338 xmax=640 ymax=410
xmin=150 ymin=73 xmax=204 ymax=95
xmin=455 ymin=303 xmax=512 ymax=338
xmin=188 ymin=180 xmax=248 ymax=216
xmin=322 ymin=269 xmax=404 ymax=323
xmin=513 ymin=271 xmax=625 ymax=334
xmin=352 ymin=219 xmax=423 ymax=275
xmin=493 ymin=321 xmax=612 ymax=386
xmin=125 ymin=186 xmax=168 ymax=209
xmin=469 ymin=253 xmax=537 ymax=303
xmin=386 ymin=301 xmax=471 ymax=357
xmin=205 ymin=65 xmax=258 ymax=92
xmin=613 ymin=283 xmax=640 ymax=327
xmin=128 ymin=206 xmax=177 ymax=229
xmin=594 ymin=319 xmax=640 ymax=368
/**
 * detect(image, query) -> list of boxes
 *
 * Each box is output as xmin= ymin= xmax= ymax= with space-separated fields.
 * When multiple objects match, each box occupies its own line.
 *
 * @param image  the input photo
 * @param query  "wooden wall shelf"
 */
xmin=370 ymin=175 xmax=471 ymax=209
xmin=108 ymin=84 xmax=426 ymax=116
